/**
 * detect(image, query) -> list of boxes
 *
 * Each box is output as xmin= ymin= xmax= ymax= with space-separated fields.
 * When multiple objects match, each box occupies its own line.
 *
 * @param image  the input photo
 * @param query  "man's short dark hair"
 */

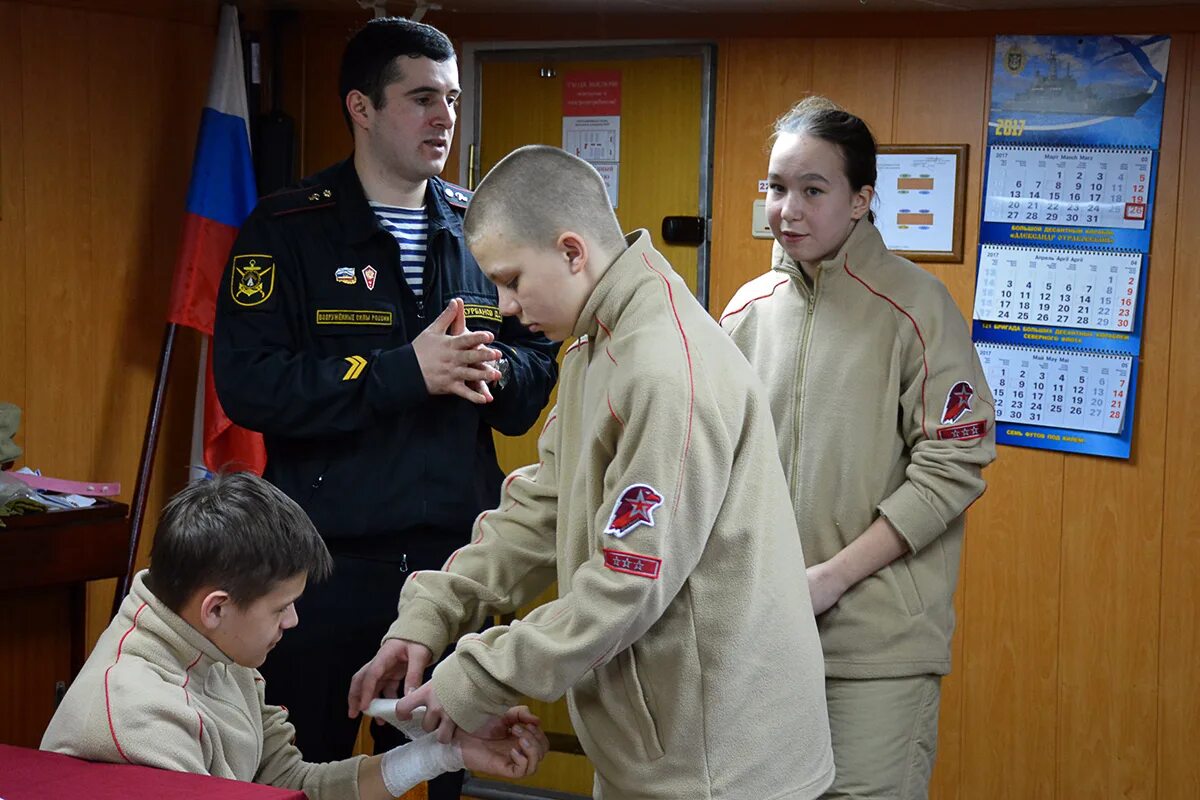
xmin=146 ymin=472 xmax=332 ymax=613
xmin=338 ymin=16 xmax=455 ymax=130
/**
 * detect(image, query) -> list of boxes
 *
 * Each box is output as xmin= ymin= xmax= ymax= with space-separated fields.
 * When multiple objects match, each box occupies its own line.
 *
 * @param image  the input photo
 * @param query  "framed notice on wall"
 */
xmin=875 ymin=145 xmax=968 ymax=262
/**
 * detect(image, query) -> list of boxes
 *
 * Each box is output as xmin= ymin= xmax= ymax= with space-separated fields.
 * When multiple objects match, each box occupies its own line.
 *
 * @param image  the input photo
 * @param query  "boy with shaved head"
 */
xmin=351 ymin=145 xmax=834 ymax=800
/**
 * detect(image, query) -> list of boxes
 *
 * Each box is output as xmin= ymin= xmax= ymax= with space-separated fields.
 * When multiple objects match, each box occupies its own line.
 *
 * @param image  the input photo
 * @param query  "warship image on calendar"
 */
xmin=989 ymin=34 xmax=1171 ymax=148
xmin=1003 ymin=54 xmax=1153 ymax=117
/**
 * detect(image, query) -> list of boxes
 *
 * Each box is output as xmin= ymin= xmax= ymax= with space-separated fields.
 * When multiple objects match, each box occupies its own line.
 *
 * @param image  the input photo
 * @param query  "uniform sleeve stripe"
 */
xmin=719 ymin=278 xmax=789 ymax=325
xmin=641 ymin=254 xmax=695 ymax=515
xmin=842 ymin=261 xmax=930 ymax=439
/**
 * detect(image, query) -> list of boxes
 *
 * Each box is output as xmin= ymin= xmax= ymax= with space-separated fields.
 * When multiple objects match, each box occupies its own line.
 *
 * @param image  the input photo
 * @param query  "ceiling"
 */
xmin=279 ymin=0 xmax=1197 ymax=13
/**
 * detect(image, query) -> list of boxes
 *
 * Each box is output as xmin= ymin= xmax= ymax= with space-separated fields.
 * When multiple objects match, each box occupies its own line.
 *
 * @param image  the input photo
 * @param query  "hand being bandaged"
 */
xmin=365 ymin=698 xmax=550 ymax=793
xmin=368 ymin=701 xmax=463 ymax=797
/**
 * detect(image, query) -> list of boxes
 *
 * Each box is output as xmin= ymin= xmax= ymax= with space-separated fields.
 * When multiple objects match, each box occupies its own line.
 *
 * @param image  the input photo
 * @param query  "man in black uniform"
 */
xmin=211 ymin=18 xmax=559 ymax=799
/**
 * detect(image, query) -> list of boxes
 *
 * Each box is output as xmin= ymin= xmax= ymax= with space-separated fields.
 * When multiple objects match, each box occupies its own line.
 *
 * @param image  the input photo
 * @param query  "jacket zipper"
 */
xmin=789 ymin=270 xmax=820 ymax=508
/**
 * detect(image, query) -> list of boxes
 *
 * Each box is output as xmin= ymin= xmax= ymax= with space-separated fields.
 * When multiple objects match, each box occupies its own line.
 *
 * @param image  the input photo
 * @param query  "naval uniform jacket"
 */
xmin=213 ymin=159 xmax=560 ymax=550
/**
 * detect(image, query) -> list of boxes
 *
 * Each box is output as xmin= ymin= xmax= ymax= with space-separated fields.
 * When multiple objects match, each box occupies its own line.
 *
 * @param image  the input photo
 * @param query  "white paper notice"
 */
xmin=875 ymin=152 xmax=960 ymax=253
xmin=563 ymin=115 xmax=620 ymax=207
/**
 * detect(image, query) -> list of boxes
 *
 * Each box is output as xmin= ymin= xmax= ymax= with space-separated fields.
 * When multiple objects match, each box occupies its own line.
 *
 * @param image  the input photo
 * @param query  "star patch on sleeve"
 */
xmin=941 ymin=380 xmax=975 ymax=424
xmin=603 ymin=484 xmax=664 ymax=539
xmin=603 ymin=549 xmax=662 ymax=580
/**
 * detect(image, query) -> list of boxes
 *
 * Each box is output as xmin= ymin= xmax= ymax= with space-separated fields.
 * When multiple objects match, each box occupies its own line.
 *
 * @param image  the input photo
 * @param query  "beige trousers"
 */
xmin=821 ymin=675 xmax=942 ymax=800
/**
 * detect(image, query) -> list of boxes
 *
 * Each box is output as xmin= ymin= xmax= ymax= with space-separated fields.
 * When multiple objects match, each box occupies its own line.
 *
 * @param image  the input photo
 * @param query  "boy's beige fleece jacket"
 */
xmin=386 ymin=231 xmax=834 ymax=800
xmin=41 ymin=571 xmax=362 ymax=798
xmin=720 ymin=220 xmax=996 ymax=678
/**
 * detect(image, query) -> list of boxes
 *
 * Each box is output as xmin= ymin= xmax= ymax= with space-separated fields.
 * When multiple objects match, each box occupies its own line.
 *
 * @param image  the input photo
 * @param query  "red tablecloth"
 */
xmin=0 ymin=744 xmax=306 ymax=799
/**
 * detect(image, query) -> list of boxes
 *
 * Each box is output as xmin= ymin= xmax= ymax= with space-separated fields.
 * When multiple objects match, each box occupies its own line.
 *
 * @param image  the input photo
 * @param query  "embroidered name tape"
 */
xmin=603 ymin=548 xmax=662 ymax=580
xmin=463 ymin=303 xmax=501 ymax=323
xmin=315 ymin=310 xmax=393 ymax=326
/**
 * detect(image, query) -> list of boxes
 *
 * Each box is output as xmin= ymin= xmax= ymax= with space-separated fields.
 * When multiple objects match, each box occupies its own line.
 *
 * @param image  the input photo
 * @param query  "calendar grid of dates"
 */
xmin=975 ymin=343 xmax=1132 ymax=434
xmin=973 ymin=245 xmax=1142 ymax=331
xmin=984 ymin=145 xmax=1152 ymax=230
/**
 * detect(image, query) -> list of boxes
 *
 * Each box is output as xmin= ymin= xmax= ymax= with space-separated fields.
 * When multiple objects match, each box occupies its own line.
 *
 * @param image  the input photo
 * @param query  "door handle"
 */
xmin=661 ymin=216 xmax=707 ymax=246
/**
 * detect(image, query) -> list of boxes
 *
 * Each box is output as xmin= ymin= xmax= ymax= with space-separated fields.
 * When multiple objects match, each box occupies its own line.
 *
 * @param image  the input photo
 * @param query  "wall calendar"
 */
xmin=983 ymin=146 xmax=1152 ymax=230
xmin=973 ymin=245 xmax=1142 ymax=332
xmin=975 ymin=343 xmax=1134 ymax=436
xmin=973 ymin=34 xmax=1171 ymax=459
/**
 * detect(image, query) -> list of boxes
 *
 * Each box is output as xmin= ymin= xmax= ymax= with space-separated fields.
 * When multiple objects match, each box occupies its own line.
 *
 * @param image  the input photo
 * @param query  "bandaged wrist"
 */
xmin=379 ymin=735 xmax=464 ymax=798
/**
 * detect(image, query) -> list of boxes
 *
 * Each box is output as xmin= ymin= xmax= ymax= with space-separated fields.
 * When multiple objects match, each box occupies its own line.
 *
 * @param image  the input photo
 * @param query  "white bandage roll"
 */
xmin=366 ymin=698 xmax=427 ymax=741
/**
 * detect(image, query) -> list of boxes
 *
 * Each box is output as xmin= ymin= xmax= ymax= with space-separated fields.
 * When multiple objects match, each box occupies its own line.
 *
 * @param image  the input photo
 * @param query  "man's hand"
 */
xmin=446 ymin=295 xmax=502 ymax=402
xmin=396 ymin=681 xmax=457 ymax=744
xmin=456 ymin=716 xmax=549 ymax=779
xmin=413 ymin=298 xmax=502 ymax=403
xmin=806 ymin=560 xmax=850 ymax=616
xmin=473 ymin=705 xmax=543 ymax=741
xmin=348 ymin=639 xmax=433 ymax=719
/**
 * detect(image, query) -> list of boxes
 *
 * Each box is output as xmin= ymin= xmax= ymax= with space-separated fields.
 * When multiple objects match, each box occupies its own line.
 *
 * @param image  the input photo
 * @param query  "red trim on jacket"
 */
xmin=641 ymin=255 xmax=695 ymax=514
xmin=842 ymin=261 xmax=931 ymax=439
xmin=719 ymin=278 xmax=789 ymax=325
xmin=104 ymin=602 xmax=149 ymax=764
xmin=607 ymin=394 xmax=626 ymax=428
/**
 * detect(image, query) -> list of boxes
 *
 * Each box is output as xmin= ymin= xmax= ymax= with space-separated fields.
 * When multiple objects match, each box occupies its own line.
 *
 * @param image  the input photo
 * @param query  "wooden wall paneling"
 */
xmin=20 ymin=3 xmax=94 ymax=481
xmin=811 ymin=38 xmax=898 ymax=143
xmin=1055 ymin=38 xmax=1188 ymax=800
xmin=84 ymin=10 xmax=162 ymax=635
xmin=958 ymin=443 xmax=1064 ymax=800
xmin=890 ymin=36 xmax=992 ymax=800
xmin=0 ymin=1 xmax=28 ymax=429
xmin=709 ymin=39 xmax=813 ymax=314
xmin=301 ymin=27 xmax=356 ymax=176
xmin=1158 ymin=32 xmax=1200 ymax=800
xmin=80 ymin=8 xmax=217 ymax=648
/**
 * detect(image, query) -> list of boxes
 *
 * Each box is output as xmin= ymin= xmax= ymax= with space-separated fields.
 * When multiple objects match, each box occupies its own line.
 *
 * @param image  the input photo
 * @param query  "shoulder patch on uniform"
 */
xmin=440 ymin=180 xmax=473 ymax=209
xmin=604 ymin=484 xmax=664 ymax=538
xmin=231 ymin=255 xmax=276 ymax=307
xmin=941 ymin=381 xmax=975 ymax=424
xmin=260 ymin=184 xmax=336 ymax=217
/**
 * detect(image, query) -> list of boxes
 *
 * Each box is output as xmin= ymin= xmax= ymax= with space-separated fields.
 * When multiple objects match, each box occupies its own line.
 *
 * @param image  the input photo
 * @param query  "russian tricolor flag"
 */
xmin=167 ymin=4 xmax=266 ymax=477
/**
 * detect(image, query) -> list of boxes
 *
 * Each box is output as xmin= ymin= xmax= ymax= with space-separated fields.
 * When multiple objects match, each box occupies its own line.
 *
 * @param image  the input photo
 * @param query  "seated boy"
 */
xmin=350 ymin=145 xmax=835 ymax=799
xmin=42 ymin=472 xmax=547 ymax=799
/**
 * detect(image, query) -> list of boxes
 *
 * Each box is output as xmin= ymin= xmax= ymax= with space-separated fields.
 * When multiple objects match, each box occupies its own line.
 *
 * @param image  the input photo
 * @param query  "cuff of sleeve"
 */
xmin=878 ymin=482 xmax=948 ymax=553
xmin=382 ymin=599 xmax=453 ymax=657
xmin=430 ymin=655 xmax=502 ymax=734
xmin=332 ymin=754 xmax=367 ymax=797
xmin=371 ymin=344 xmax=429 ymax=413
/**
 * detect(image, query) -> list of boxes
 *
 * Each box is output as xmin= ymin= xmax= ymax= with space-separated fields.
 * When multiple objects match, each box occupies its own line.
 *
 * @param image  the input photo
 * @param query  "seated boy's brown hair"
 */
xmin=146 ymin=471 xmax=332 ymax=613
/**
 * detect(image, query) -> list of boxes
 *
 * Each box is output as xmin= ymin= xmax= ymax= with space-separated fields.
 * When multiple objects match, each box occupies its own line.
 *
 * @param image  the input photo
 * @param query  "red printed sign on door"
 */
xmin=563 ymin=71 xmax=621 ymax=116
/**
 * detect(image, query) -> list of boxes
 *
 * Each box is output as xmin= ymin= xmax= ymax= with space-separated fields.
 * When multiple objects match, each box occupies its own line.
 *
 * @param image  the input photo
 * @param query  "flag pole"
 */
xmin=112 ymin=322 xmax=177 ymax=618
